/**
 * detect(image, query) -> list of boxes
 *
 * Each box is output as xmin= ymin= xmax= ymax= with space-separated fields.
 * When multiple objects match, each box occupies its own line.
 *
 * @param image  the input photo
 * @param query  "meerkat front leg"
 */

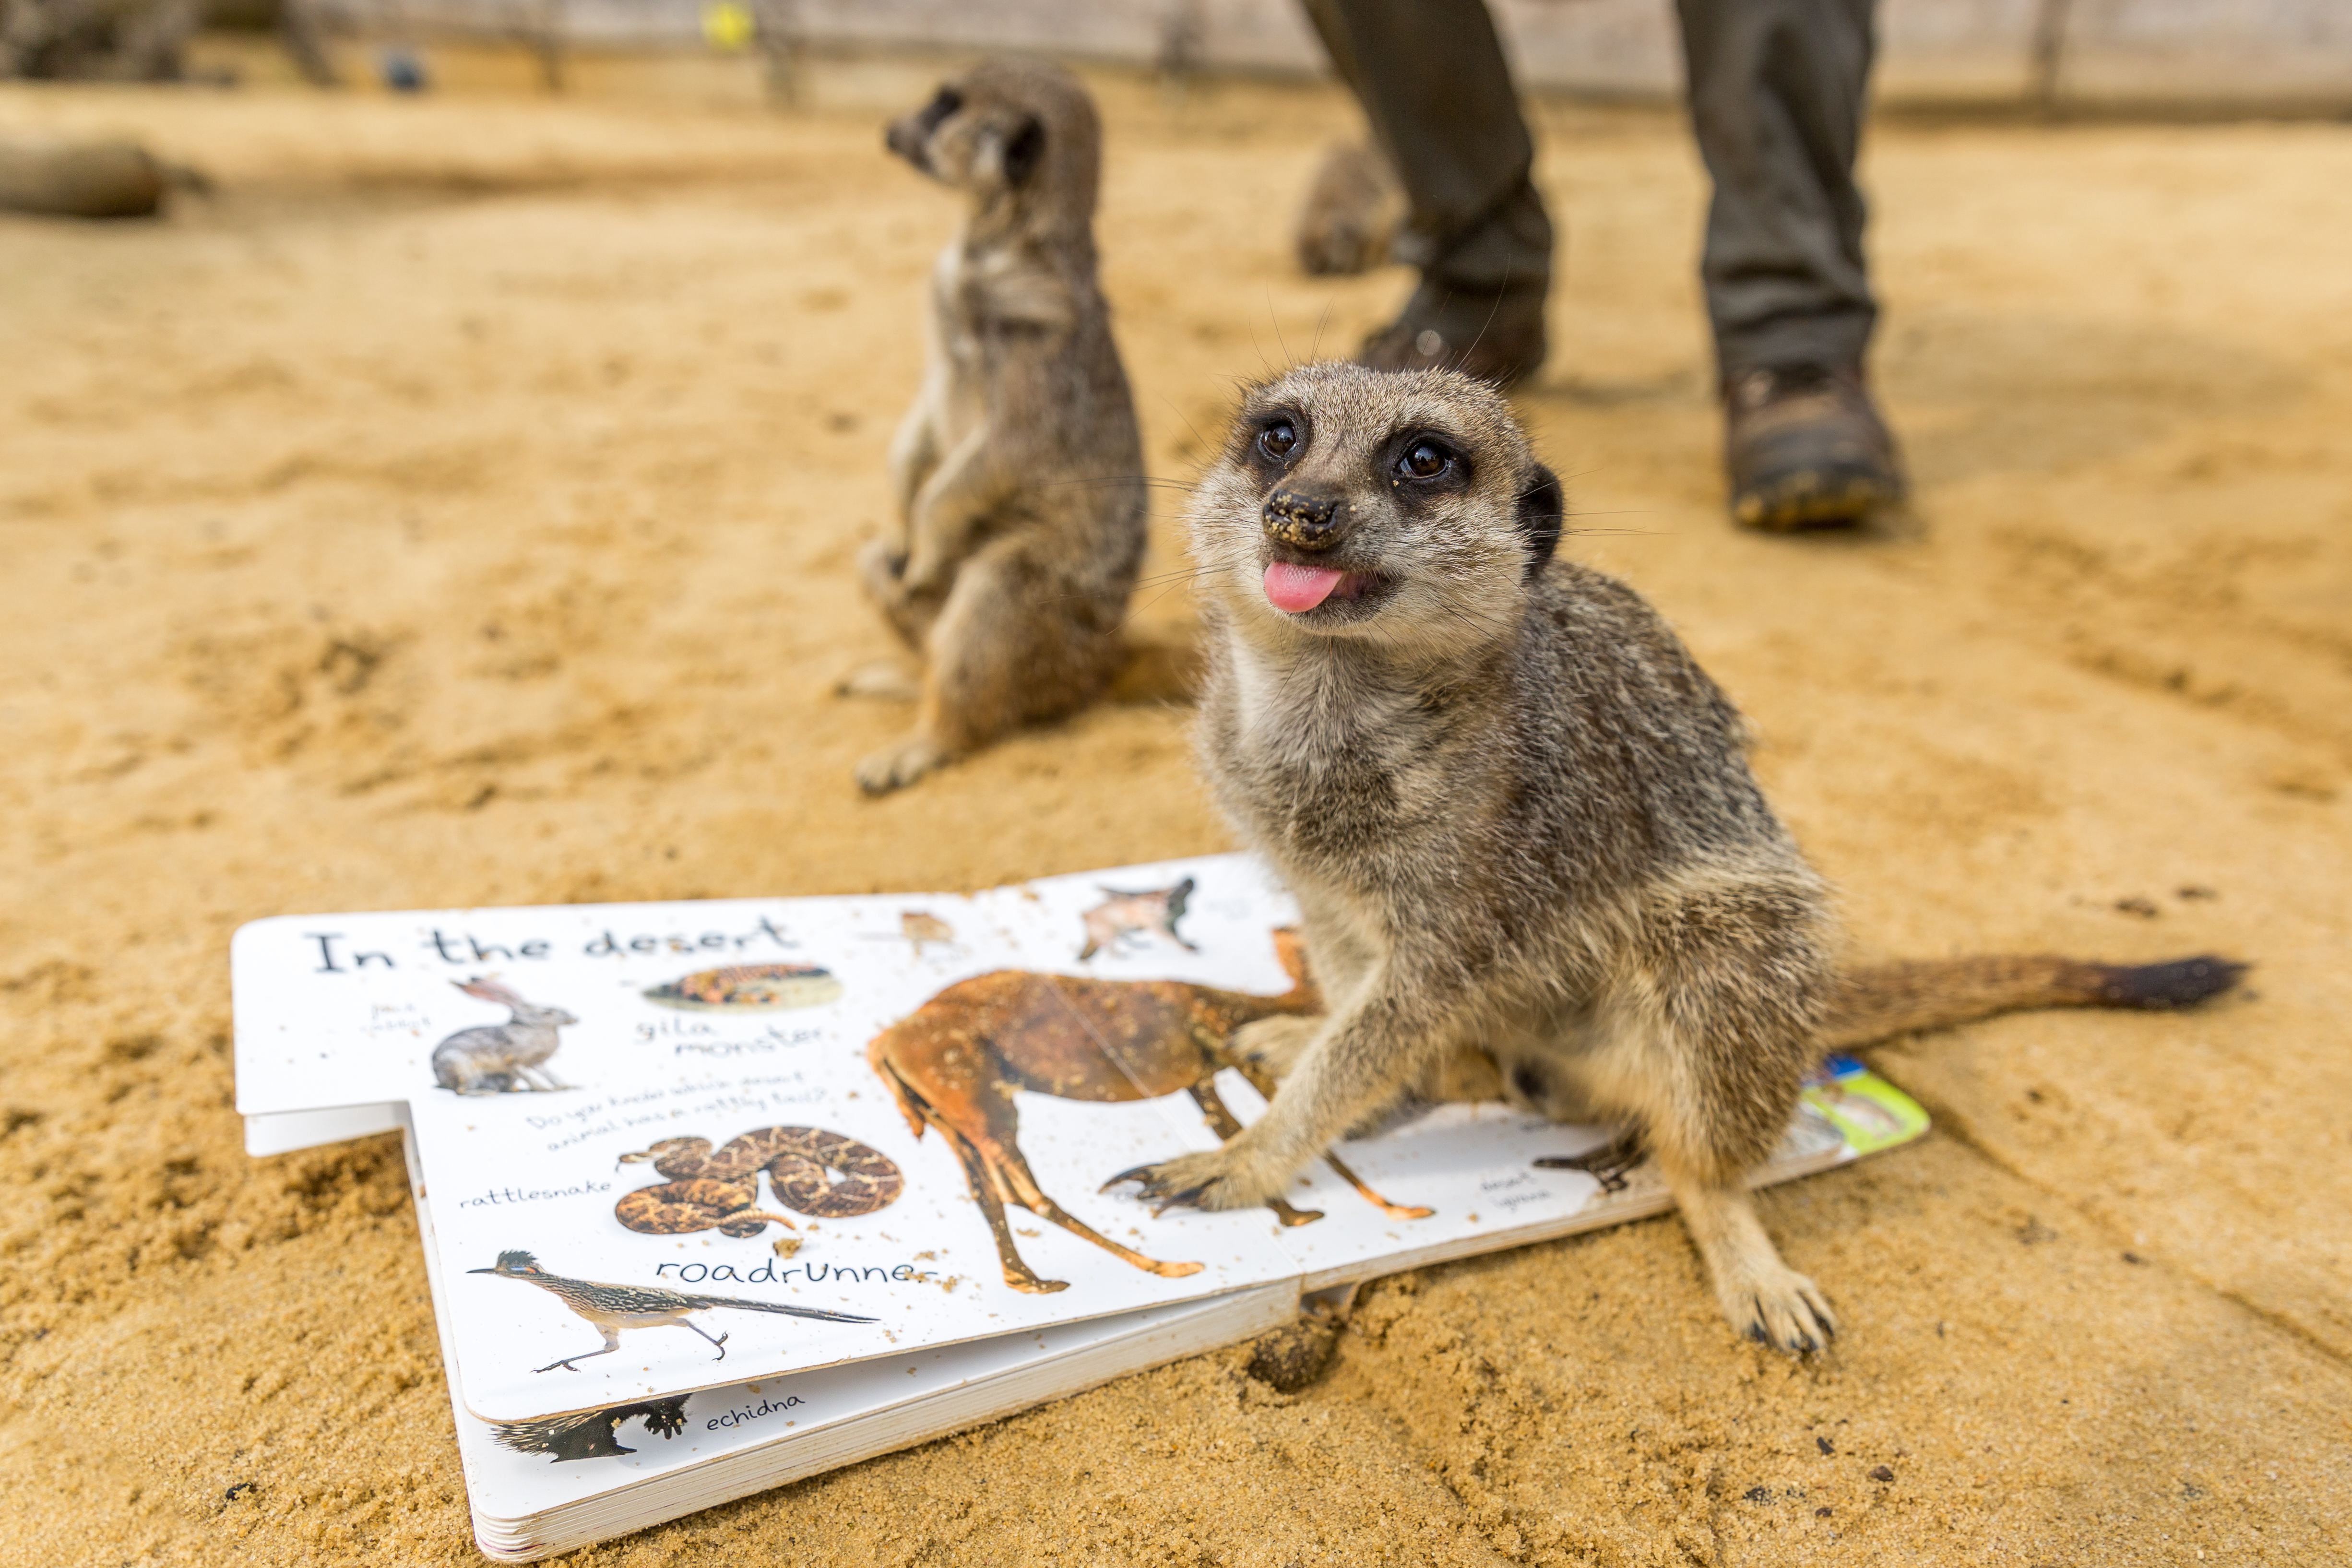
xmin=842 ymin=389 xmax=948 ymax=685
xmin=1229 ymin=1015 xmax=1321 ymax=1077
xmin=1114 ymin=974 xmax=1456 ymax=1212
xmin=887 ymin=376 xmax=945 ymax=524
xmin=899 ymin=426 xmax=1008 ymax=596
xmin=1229 ymin=913 xmax=1378 ymax=1078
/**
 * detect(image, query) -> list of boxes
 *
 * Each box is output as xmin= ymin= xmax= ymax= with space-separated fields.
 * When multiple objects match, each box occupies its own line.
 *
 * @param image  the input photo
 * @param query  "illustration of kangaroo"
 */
xmin=431 ymin=977 xmax=578 ymax=1095
xmin=867 ymin=928 xmax=1431 ymax=1294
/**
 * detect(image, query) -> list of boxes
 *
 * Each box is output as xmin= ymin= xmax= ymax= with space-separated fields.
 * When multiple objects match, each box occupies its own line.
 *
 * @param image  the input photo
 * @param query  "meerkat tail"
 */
xmin=680 ymin=1295 xmax=879 ymax=1324
xmin=1818 ymin=953 xmax=2246 ymax=1051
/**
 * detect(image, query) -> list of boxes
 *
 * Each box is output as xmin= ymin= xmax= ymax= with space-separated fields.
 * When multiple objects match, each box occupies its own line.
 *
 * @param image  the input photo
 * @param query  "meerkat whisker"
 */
xmin=1267 ymin=288 xmax=1295 ymax=368
xmin=1453 ymin=261 xmax=1519 ymax=371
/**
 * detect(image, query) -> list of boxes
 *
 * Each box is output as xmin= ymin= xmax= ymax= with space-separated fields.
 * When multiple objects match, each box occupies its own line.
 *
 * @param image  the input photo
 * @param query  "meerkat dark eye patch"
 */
xmin=1376 ymin=430 xmax=1468 ymax=499
xmin=1003 ymin=115 xmax=1046 ymax=186
xmin=1245 ymin=410 xmax=1307 ymax=472
xmin=1396 ymin=438 xmax=1454 ymax=481
xmin=918 ymin=87 xmax=963 ymax=134
xmin=1515 ymin=464 xmax=1563 ymax=578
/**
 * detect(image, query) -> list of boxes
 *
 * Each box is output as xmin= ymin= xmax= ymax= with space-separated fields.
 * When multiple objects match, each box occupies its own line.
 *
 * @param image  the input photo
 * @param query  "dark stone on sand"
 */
xmin=1243 ymin=1313 xmax=1340 ymax=1393
xmin=0 ymin=137 xmax=167 ymax=218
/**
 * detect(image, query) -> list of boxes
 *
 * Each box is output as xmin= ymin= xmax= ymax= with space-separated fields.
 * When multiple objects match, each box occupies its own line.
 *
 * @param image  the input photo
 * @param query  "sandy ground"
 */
xmin=2 ymin=57 xmax=2349 ymax=1568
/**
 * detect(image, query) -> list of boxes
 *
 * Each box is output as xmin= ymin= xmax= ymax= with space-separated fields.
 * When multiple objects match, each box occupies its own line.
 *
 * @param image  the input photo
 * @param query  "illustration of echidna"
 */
xmin=490 ymin=1397 xmax=689 ymax=1462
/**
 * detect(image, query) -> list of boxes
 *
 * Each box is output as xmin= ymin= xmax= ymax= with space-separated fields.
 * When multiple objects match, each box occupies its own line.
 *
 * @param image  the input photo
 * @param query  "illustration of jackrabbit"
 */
xmin=431 ymin=977 xmax=578 ymax=1095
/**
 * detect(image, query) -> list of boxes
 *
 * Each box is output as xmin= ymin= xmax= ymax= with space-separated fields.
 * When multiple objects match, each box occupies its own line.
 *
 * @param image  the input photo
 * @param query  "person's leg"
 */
xmin=1677 ymin=0 xmax=1903 ymax=528
xmin=1301 ymin=0 xmax=1552 ymax=385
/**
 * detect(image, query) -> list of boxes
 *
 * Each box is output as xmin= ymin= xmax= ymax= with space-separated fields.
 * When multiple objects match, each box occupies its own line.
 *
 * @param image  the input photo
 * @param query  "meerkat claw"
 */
xmin=1102 ymin=1161 xmax=1219 ymax=1212
xmin=1099 ymin=1163 xmax=1157 ymax=1194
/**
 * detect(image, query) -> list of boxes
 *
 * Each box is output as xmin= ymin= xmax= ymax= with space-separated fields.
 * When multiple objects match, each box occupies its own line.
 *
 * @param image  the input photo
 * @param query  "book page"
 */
xmin=237 ymin=854 xmax=1927 ymax=1425
xmin=244 ymin=857 xmax=1323 ymax=1422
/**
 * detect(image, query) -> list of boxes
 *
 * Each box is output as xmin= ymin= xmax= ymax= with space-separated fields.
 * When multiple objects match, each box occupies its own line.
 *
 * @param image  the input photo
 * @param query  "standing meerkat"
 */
xmin=1115 ymin=362 xmax=2239 ymax=1352
xmin=841 ymin=58 xmax=1147 ymax=795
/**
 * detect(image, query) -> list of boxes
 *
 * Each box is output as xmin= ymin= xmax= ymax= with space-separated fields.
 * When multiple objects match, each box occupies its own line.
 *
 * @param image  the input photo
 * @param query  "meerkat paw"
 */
xmin=898 ymin=547 xmax=953 ymax=597
xmin=834 ymin=660 xmax=922 ymax=702
xmin=1103 ymin=1145 xmax=1286 ymax=1214
xmin=1231 ymin=1015 xmax=1322 ymax=1078
xmin=1717 ymin=1261 xmax=1838 ymax=1355
xmin=855 ymin=735 xmax=951 ymax=796
xmin=857 ymin=536 xmax=910 ymax=602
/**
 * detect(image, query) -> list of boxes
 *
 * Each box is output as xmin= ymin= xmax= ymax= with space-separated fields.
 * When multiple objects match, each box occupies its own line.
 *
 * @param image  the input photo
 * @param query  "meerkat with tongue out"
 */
xmin=1116 ymin=362 xmax=2243 ymax=1351
xmin=1111 ymin=360 xmax=1851 ymax=1350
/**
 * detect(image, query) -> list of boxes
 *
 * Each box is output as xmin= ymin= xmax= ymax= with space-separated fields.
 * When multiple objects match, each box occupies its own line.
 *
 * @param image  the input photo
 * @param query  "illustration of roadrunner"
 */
xmin=867 ymin=927 xmax=1432 ymax=1295
xmin=468 ymin=1250 xmax=876 ymax=1373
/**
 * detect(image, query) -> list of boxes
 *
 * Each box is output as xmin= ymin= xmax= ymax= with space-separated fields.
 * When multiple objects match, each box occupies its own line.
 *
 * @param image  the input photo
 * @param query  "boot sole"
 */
xmin=1733 ymin=467 xmax=1903 ymax=532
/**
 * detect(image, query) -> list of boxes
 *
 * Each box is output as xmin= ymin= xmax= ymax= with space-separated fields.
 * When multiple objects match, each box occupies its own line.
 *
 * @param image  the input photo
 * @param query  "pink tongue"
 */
xmin=1264 ymin=561 xmax=1346 ymax=613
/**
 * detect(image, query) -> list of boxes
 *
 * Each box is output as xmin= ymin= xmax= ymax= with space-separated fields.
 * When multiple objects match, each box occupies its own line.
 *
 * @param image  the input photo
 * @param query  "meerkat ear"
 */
xmin=1003 ymin=114 xmax=1046 ymax=187
xmin=1515 ymin=464 xmax=1563 ymax=578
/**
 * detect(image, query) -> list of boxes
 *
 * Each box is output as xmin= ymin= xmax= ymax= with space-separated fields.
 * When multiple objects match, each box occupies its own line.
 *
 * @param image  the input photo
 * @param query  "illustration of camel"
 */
xmin=867 ymin=929 xmax=1431 ymax=1294
xmin=614 ymin=1128 xmax=904 ymax=1254
xmin=431 ymin=977 xmax=577 ymax=1095
xmin=1076 ymin=877 xmax=1196 ymax=961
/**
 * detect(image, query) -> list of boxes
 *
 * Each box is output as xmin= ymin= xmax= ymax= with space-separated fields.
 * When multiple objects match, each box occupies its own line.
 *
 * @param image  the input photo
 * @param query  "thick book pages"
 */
xmin=402 ymin=1122 xmax=1296 ymax=1561
xmin=234 ymin=853 xmax=1927 ymax=1555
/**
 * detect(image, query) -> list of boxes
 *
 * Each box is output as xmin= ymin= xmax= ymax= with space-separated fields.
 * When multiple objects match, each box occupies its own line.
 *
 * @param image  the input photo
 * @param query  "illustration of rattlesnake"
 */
xmin=614 ymin=1128 xmax=904 ymax=1249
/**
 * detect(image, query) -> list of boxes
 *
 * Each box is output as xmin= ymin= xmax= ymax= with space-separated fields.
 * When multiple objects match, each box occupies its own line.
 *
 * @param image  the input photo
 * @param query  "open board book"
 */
xmin=233 ymin=853 xmax=1929 ymax=1561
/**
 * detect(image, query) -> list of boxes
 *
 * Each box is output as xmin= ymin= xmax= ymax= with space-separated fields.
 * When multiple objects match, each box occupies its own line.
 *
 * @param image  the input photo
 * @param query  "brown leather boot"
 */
xmin=1356 ymin=274 xmax=1548 ymax=390
xmin=1723 ymin=363 xmax=1905 ymax=530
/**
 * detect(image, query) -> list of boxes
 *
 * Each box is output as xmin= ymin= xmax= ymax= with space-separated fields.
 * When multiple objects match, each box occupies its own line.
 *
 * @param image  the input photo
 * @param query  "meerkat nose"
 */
xmin=1262 ymin=488 xmax=1346 ymax=552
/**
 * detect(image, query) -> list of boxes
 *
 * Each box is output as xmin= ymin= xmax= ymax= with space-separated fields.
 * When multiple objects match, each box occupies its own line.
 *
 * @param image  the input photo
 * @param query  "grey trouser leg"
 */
xmin=1299 ymin=0 xmax=1552 ymax=294
xmin=1676 ymin=0 xmax=1879 ymax=380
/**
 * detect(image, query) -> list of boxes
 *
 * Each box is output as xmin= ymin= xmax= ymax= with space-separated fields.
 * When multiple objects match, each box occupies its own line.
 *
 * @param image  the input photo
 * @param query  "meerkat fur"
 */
xmin=845 ymin=58 xmax=1147 ymax=795
xmin=1115 ymin=362 xmax=2239 ymax=1353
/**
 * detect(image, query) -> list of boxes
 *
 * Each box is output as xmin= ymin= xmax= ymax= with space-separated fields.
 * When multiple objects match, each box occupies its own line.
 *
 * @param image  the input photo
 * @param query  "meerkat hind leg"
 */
xmin=1662 ymin=1160 xmax=1836 ymax=1353
xmin=835 ymin=659 xmax=923 ymax=702
xmin=854 ymin=733 xmax=952 ymax=796
xmin=1615 ymin=1051 xmax=1832 ymax=1351
xmin=856 ymin=543 xmax=1107 ymax=796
